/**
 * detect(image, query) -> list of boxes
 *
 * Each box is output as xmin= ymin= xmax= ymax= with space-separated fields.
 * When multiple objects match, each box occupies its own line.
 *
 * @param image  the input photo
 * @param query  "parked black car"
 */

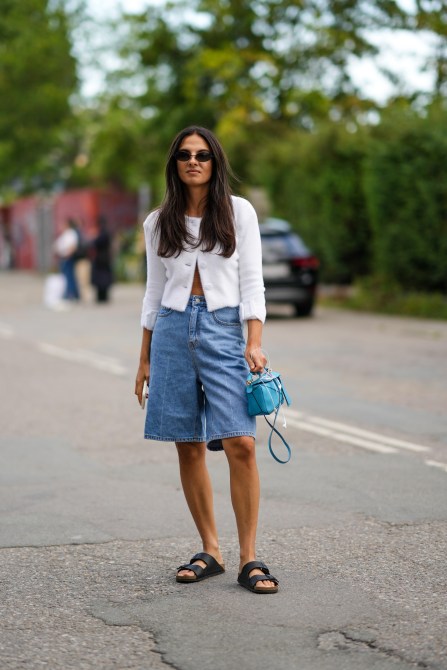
xmin=259 ymin=218 xmax=319 ymax=317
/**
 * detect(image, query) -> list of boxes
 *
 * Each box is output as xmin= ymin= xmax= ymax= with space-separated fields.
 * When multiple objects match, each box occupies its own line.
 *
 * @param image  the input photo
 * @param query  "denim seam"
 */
xmin=158 ymin=356 xmax=171 ymax=436
xmin=212 ymin=314 xmax=242 ymax=327
xmin=187 ymin=304 xmax=201 ymax=374
xmin=144 ymin=434 xmax=206 ymax=442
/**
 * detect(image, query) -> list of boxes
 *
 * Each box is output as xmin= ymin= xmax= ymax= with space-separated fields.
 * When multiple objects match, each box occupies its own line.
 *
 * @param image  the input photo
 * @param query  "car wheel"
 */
xmin=294 ymin=300 xmax=314 ymax=317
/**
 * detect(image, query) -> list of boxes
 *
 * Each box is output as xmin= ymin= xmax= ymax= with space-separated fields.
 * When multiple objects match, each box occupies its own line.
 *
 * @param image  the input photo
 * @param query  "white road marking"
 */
xmin=0 ymin=322 xmax=14 ymax=339
xmin=284 ymin=409 xmax=430 ymax=453
xmin=425 ymin=460 xmax=447 ymax=474
xmin=37 ymin=342 xmax=127 ymax=376
xmin=12 ymin=333 xmax=441 ymax=465
xmin=284 ymin=417 xmax=398 ymax=454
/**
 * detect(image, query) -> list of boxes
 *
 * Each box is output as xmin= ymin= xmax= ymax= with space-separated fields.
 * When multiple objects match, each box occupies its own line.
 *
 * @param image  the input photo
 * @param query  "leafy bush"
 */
xmin=249 ymin=108 xmax=447 ymax=298
xmin=364 ymin=110 xmax=447 ymax=292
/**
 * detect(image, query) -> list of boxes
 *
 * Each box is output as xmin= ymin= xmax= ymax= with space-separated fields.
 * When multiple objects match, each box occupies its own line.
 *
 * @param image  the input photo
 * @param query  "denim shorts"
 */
xmin=144 ymin=295 xmax=256 ymax=451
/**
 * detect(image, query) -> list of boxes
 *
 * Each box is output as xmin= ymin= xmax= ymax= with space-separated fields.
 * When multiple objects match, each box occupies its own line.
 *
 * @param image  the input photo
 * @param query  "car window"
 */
xmin=261 ymin=233 xmax=310 ymax=261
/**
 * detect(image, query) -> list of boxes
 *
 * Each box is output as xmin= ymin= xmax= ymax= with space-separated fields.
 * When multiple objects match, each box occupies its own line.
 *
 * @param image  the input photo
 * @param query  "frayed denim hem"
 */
xmin=144 ymin=431 xmax=256 ymax=451
xmin=144 ymin=434 xmax=206 ymax=442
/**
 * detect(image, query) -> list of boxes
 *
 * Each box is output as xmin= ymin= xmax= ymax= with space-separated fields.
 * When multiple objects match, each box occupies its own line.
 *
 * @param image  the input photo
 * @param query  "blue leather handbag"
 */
xmin=246 ymin=368 xmax=292 ymax=463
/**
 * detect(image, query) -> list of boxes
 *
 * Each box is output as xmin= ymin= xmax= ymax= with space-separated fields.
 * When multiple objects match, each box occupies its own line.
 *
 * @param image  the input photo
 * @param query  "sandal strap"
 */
xmin=249 ymin=573 xmax=279 ymax=587
xmin=177 ymin=563 xmax=203 ymax=576
xmin=177 ymin=552 xmax=220 ymax=577
xmin=190 ymin=552 xmax=214 ymax=566
xmin=239 ymin=560 xmax=269 ymax=579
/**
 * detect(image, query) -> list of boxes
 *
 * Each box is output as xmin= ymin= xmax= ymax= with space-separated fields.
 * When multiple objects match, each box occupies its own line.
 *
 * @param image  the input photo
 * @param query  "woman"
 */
xmin=53 ymin=218 xmax=80 ymax=301
xmin=134 ymin=126 xmax=278 ymax=594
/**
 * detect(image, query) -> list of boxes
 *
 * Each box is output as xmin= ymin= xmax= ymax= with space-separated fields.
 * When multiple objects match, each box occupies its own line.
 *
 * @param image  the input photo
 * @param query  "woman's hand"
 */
xmin=136 ymin=328 xmax=152 ymax=405
xmin=245 ymin=319 xmax=267 ymax=373
xmin=245 ymin=346 xmax=267 ymax=373
xmin=135 ymin=361 xmax=150 ymax=405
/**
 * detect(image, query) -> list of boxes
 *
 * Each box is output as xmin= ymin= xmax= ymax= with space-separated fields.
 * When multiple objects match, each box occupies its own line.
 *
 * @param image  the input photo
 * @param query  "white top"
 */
xmin=141 ymin=195 xmax=266 ymax=330
xmin=53 ymin=229 xmax=77 ymax=258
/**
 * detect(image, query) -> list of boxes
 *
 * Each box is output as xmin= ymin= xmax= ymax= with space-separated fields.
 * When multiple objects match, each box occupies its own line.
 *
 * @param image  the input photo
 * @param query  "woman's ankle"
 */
xmin=203 ymin=543 xmax=223 ymax=560
xmin=239 ymin=552 xmax=256 ymax=569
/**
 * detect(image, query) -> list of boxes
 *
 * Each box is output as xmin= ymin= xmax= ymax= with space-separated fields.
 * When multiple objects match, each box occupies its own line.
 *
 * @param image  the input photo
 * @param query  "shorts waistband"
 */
xmin=188 ymin=294 xmax=207 ymax=306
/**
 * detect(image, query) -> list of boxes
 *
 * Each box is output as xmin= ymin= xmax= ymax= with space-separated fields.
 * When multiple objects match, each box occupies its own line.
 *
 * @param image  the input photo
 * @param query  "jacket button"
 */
xmin=204 ymin=284 xmax=212 ymax=290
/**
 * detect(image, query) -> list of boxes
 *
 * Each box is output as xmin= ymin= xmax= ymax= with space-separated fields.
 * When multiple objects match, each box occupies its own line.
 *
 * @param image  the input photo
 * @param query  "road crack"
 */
xmin=318 ymin=630 xmax=429 ymax=667
xmin=88 ymin=604 xmax=181 ymax=670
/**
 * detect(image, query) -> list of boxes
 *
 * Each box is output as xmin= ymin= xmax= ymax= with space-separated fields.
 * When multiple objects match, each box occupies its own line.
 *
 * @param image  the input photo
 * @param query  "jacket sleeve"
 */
xmin=140 ymin=212 xmax=167 ymax=330
xmin=236 ymin=198 xmax=266 ymax=323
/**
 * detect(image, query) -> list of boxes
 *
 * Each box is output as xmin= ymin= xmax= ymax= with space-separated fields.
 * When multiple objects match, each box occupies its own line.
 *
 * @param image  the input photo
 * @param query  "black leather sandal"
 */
xmin=176 ymin=552 xmax=225 ymax=583
xmin=237 ymin=560 xmax=279 ymax=593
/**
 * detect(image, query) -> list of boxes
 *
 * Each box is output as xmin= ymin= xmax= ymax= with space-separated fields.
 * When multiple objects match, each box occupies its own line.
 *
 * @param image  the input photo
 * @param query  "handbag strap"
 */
xmin=264 ymin=404 xmax=292 ymax=464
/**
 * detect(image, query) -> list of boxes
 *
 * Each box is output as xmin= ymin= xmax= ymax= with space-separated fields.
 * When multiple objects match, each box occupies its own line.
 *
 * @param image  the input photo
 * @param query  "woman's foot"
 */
xmin=176 ymin=551 xmax=225 ymax=582
xmin=238 ymin=561 xmax=279 ymax=593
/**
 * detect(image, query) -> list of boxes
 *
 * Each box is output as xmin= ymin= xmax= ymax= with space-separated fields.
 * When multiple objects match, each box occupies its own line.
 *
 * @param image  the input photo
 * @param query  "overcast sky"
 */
xmin=81 ymin=0 xmax=437 ymax=103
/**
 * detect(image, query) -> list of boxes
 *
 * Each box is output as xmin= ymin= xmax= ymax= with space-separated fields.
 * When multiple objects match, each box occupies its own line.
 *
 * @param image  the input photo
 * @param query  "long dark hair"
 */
xmin=154 ymin=126 xmax=236 ymax=258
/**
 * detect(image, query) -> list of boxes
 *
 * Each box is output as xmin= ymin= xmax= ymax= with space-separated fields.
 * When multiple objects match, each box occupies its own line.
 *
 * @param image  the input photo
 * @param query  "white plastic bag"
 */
xmin=43 ymin=273 xmax=67 ymax=309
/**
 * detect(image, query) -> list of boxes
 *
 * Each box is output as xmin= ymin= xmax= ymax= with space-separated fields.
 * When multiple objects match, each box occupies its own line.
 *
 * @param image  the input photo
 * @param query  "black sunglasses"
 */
xmin=174 ymin=150 xmax=214 ymax=162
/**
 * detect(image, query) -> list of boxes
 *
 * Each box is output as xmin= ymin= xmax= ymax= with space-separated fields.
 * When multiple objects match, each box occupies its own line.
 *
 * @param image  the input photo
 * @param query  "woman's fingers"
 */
xmin=135 ymin=366 xmax=150 ymax=405
xmin=246 ymin=348 xmax=267 ymax=372
xmin=135 ymin=378 xmax=143 ymax=404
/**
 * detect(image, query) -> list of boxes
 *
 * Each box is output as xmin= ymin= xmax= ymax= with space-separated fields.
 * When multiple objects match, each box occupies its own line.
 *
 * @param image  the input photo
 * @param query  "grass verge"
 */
xmin=318 ymin=278 xmax=447 ymax=320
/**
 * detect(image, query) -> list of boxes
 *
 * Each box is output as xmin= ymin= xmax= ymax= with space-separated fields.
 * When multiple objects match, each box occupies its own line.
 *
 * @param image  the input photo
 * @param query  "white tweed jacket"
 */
xmin=141 ymin=196 xmax=266 ymax=330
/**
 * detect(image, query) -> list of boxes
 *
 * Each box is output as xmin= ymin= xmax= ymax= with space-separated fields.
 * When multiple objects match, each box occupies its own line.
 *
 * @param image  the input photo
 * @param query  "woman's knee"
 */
xmin=223 ymin=436 xmax=256 ymax=464
xmin=176 ymin=441 xmax=206 ymax=466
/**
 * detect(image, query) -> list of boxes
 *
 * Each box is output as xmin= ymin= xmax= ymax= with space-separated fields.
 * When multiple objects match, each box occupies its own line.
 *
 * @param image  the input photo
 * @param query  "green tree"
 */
xmin=0 ymin=0 xmax=78 ymax=194
xmin=101 ymin=0 xmax=411 ymax=194
xmin=249 ymin=123 xmax=371 ymax=283
xmin=117 ymin=0 xmax=417 ymax=134
xmin=66 ymin=99 xmax=155 ymax=191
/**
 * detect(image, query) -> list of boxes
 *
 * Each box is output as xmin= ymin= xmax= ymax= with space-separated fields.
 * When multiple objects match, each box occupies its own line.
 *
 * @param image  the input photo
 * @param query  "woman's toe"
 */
xmin=256 ymin=580 xmax=273 ymax=589
xmin=177 ymin=569 xmax=194 ymax=578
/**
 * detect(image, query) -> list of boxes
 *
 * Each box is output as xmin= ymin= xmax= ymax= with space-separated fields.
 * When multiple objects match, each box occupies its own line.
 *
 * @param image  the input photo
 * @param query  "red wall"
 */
xmin=7 ymin=188 xmax=139 ymax=270
xmin=53 ymin=188 xmax=138 ymax=236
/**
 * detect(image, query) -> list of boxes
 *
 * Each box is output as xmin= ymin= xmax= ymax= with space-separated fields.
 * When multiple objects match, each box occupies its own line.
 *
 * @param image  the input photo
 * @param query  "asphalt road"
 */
xmin=1 ymin=272 xmax=446 ymax=670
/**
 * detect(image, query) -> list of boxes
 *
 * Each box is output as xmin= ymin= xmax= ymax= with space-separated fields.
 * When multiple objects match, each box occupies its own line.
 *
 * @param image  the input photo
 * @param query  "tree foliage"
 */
xmin=0 ymin=0 xmax=78 ymax=192
xmin=122 ymin=0 xmax=410 ymax=135
xmin=246 ymin=123 xmax=371 ymax=283
xmin=413 ymin=0 xmax=447 ymax=98
xmin=1 ymin=0 xmax=446 ymax=296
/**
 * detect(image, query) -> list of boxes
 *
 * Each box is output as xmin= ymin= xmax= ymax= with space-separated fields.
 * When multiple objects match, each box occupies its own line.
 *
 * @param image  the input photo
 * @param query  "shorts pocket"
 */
xmin=158 ymin=306 xmax=173 ymax=317
xmin=212 ymin=306 xmax=241 ymax=326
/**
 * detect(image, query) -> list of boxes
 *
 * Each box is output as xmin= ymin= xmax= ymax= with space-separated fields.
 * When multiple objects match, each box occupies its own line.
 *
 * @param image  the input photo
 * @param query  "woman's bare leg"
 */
xmin=175 ymin=441 xmax=223 ymax=578
xmin=222 ymin=436 xmax=276 ymax=590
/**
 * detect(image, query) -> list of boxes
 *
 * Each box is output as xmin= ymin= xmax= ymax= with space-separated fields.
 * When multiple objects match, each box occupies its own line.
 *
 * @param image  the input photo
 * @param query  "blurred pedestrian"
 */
xmin=72 ymin=220 xmax=91 ymax=302
xmin=134 ymin=126 xmax=279 ymax=594
xmin=90 ymin=215 xmax=114 ymax=303
xmin=53 ymin=219 xmax=80 ymax=300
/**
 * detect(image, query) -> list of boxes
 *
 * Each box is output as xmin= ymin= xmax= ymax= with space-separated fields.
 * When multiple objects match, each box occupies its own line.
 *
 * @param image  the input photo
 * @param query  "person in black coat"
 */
xmin=90 ymin=216 xmax=113 ymax=302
